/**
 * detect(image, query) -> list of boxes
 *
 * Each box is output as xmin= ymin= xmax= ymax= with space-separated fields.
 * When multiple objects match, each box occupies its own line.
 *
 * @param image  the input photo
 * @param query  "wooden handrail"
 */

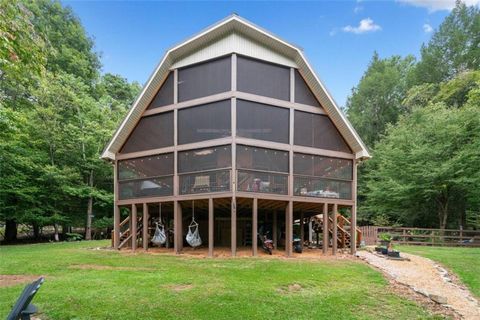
xmin=119 ymin=216 xmax=130 ymax=228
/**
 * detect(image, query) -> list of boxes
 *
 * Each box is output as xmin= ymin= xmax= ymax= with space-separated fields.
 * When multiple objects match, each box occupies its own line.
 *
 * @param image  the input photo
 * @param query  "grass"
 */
xmin=0 ymin=241 xmax=440 ymax=320
xmin=398 ymin=245 xmax=480 ymax=298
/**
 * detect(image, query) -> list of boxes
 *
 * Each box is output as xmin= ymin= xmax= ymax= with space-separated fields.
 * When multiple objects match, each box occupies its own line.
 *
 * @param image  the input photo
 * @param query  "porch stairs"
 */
xmin=117 ymin=216 xmax=144 ymax=249
xmin=312 ymin=213 xmax=362 ymax=249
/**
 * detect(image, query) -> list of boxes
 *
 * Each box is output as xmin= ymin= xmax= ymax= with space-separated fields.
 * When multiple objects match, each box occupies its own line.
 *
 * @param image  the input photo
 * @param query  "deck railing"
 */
xmin=179 ymin=169 xmax=231 ymax=195
xmin=237 ymin=169 xmax=288 ymax=195
xmin=118 ymin=176 xmax=173 ymax=200
xmin=359 ymin=226 xmax=480 ymax=247
xmin=293 ymin=176 xmax=352 ymax=200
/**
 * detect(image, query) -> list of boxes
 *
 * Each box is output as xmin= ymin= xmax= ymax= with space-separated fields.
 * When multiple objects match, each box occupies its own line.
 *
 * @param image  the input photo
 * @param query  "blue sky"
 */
xmin=64 ymin=0 xmax=456 ymax=107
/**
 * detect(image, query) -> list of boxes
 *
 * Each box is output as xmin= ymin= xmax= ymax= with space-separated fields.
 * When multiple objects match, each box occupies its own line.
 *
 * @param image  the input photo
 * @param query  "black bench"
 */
xmin=7 ymin=277 xmax=44 ymax=320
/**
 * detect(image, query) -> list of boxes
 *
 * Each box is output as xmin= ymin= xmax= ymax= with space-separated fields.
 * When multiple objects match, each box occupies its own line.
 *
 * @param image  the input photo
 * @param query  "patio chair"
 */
xmin=7 ymin=277 xmax=44 ymax=320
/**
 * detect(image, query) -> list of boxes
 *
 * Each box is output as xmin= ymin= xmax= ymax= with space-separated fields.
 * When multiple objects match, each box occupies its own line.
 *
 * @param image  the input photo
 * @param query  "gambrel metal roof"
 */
xmin=102 ymin=14 xmax=370 ymax=161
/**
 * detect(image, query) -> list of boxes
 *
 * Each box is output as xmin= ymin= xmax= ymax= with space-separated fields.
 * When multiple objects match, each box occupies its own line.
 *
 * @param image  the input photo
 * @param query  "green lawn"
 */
xmin=0 ymin=241 xmax=440 ymax=320
xmin=398 ymin=245 xmax=480 ymax=298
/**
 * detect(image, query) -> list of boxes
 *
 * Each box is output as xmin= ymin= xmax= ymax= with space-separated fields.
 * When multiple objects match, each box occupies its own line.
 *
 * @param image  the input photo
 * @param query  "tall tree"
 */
xmin=0 ymin=0 xmax=139 ymax=242
xmin=413 ymin=1 xmax=480 ymax=84
xmin=361 ymin=71 xmax=480 ymax=229
xmin=346 ymin=52 xmax=415 ymax=148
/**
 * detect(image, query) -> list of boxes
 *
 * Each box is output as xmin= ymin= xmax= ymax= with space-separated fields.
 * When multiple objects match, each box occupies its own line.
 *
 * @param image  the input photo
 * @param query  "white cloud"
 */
xmin=398 ymin=0 xmax=480 ymax=12
xmin=354 ymin=5 xmax=364 ymax=14
xmin=342 ymin=18 xmax=382 ymax=34
xmin=423 ymin=23 xmax=433 ymax=33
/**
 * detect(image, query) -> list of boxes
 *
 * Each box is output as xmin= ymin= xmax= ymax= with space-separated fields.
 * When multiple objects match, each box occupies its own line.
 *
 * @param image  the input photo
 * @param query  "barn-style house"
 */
xmin=102 ymin=15 xmax=370 ymax=257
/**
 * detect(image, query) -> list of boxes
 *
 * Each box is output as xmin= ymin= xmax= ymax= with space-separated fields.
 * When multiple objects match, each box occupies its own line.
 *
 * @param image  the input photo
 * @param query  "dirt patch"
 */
xmin=0 ymin=275 xmax=42 ymax=288
xmin=357 ymin=250 xmax=480 ymax=319
xmin=138 ymin=246 xmax=355 ymax=261
xmin=69 ymin=264 xmax=155 ymax=271
xmin=163 ymin=284 xmax=194 ymax=292
xmin=277 ymin=283 xmax=304 ymax=294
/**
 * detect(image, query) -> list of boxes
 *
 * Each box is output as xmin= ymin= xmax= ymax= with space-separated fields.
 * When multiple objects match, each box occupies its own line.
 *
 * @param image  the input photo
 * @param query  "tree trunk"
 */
xmin=53 ymin=224 xmax=59 ymax=242
xmin=85 ymin=169 xmax=94 ymax=240
xmin=438 ymin=203 xmax=448 ymax=230
xmin=32 ymin=222 xmax=40 ymax=240
xmin=4 ymin=219 xmax=17 ymax=242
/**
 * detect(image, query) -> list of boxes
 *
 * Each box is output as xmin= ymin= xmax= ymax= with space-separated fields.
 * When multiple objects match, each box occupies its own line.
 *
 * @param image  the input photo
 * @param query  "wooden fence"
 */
xmin=358 ymin=226 xmax=480 ymax=247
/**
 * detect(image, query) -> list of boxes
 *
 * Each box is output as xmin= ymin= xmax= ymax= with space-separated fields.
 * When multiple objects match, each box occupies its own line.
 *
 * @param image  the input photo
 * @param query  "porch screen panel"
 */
xmin=294 ymin=70 xmax=320 ymax=107
xmin=236 ymin=100 xmax=289 ymax=144
xmin=147 ymin=72 xmax=174 ymax=109
xmin=237 ymin=145 xmax=288 ymax=173
xmin=293 ymin=153 xmax=352 ymax=180
xmin=120 ymin=112 xmax=174 ymax=153
xmin=118 ymin=153 xmax=174 ymax=199
xmin=237 ymin=56 xmax=290 ymax=101
xmin=178 ymin=56 xmax=231 ymax=102
xmin=293 ymin=153 xmax=352 ymax=200
xmin=236 ymin=145 xmax=289 ymax=195
xmin=178 ymin=100 xmax=231 ymax=145
xmin=178 ymin=146 xmax=231 ymax=194
xmin=294 ymin=111 xmax=351 ymax=153
xmin=178 ymin=145 xmax=231 ymax=173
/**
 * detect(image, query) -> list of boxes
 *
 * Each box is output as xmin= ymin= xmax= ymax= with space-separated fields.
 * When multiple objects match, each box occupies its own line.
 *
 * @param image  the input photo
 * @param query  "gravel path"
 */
xmin=357 ymin=250 xmax=480 ymax=319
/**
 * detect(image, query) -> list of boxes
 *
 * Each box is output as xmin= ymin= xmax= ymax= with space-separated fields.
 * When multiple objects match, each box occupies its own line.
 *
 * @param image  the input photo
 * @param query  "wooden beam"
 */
xmin=178 ymin=202 xmax=183 ymax=252
xmin=143 ymin=203 xmax=149 ymax=250
xmin=332 ymin=203 xmax=338 ymax=255
xmin=308 ymin=219 xmax=313 ymax=245
xmin=113 ymin=160 xmax=120 ymax=250
xmin=131 ymin=204 xmax=137 ymax=252
xmin=351 ymin=162 xmax=358 ymax=254
xmin=252 ymin=198 xmax=258 ymax=256
xmin=174 ymin=201 xmax=181 ymax=254
xmin=286 ymin=201 xmax=293 ymax=257
xmin=323 ymin=203 xmax=329 ymax=255
xmin=273 ymin=210 xmax=278 ymax=249
xmin=300 ymin=211 xmax=304 ymax=249
xmin=231 ymin=197 xmax=237 ymax=256
xmin=113 ymin=205 xmax=120 ymax=250
xmin=208 ymin=198 xmax=214 ymax=257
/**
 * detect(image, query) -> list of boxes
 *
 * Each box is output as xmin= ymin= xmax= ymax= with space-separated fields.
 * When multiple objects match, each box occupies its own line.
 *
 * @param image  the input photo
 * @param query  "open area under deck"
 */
xmin=114 ymin=197 xmax=360 ymax=257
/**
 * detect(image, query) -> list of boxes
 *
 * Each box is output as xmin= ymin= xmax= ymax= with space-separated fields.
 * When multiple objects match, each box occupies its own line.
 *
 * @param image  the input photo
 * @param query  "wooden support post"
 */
xmin=165 ymin=208 xmax=170 ymax=249
xmin=208 ymin=198 xmax=214 ymax=257
xmin=323 ymin=203 xmax=329 ymax=254
xmin=300 ymin=211 xmax=304 ymax=248
xmin=231 ymin=197 xmax=237 ymax=257
xmin=273 ymin=210 xmax=278 ymax=249
xmin=351 ymin=161 xmax=358 ymax=254
xmin=286 ymin=201 xmax=293 ymax=257
xmin=143 ymin=203 xmax=149 ymax=250
xmin=174 ymin=201 xmax=182 ymax=254
xmin=178 ymin=202 xmax=183 ymax=252
xmin=308 ymin=219 xmax=313 ymax=245
xmin=332 ymin=204 xmax=338 ymax=255
xmin=113 ymin=205 xmax=120 ymax=250
xmin=252 ymin=198 xmax=258 ymax=256
xmin=131 ymin=204 xmax=137 ymax=252
xmin=113 ymin=160 xmax=120 ymax=250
